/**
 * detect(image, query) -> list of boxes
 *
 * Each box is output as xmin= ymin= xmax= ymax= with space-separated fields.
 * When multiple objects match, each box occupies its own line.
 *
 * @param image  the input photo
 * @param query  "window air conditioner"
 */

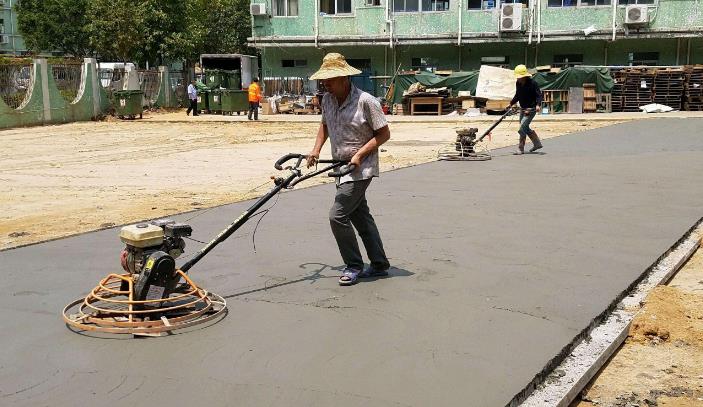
xmin=625 ymin=5 xmax=649 ymax=25
xmin=500 ymin=4 xmax=523 ymax=32
xmin=250 ymin=3 xmax=267 ymax=16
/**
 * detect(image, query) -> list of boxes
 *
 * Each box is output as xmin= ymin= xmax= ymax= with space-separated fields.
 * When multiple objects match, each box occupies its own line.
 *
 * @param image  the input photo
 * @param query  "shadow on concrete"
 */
xmin=223 ymin=263 xmax=414 ymax=299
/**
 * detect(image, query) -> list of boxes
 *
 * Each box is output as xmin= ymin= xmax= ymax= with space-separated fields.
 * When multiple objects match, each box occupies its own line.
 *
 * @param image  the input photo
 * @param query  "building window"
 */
xmin=411 ymin=57 xmax=439 ymax=72
xmin=580 ymin=0 xmax=611 ymax=5
xmin=347 ymin=59 xmax=372 ymax=69
xmin=467 ymin=0 xmax=496 ymax=9
xmin=618 ymin=0 xmax=653 ymax=4
xmin=547 ymin=0 xmax=576 ymax=7
xmin=395 ymin=0 xmax=449 ymax=11
xmin=321 ymin=0 xmax=352 ymax=14
xmin=394 ymin=0 xmax=419 ymax=11
xmin=281 ymin=59 xmax=308 ymax=68
xmin=365 ymin=0 xmax=382 ymax=5
xmin=553 ymin=54 xmax=583 ymax=67
xmin=629 ymin=52 xmax=658 ymax=66
xmin=273 ymin=0 xmax=298 ymax=16
xmin=502 ymin=0 xmax=529 ymax=5
xmin=550 ymin=0 xmax=611 ymax=4
xmin=480 ymin=56 xmax=509 ymax=68
xmin=422 ymin=0 xmax=450 ymax=10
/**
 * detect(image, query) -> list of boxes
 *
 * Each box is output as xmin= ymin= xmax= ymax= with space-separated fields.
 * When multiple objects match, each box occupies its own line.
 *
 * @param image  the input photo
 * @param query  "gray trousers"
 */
xmin=329 ymin=179 xmax=389 ymax=271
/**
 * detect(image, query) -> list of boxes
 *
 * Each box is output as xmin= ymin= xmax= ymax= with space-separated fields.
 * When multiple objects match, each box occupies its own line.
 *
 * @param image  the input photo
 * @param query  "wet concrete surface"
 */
xmin=1 ymin=118 xmax=702 ymax=406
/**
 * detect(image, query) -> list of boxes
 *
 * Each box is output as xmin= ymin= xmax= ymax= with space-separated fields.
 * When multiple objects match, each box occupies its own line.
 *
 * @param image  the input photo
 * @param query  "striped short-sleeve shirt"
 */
xmin=321 ymin=85 xmax=388 ymax=184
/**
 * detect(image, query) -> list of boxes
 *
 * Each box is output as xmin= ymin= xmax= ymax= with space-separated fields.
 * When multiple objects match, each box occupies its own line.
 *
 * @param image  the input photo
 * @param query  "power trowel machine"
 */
xmin=438 ymin=108 xmax=516 ymax=161
xmin=63 ymin=154 xmax=354 ymax=336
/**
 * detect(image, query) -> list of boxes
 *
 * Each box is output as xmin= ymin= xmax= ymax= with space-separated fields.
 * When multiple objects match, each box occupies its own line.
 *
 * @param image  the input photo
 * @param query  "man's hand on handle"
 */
xmin=349 ymin=154 xmax=362 ymax=171
xmin=306 ymin=152 xmax=319 ymax=168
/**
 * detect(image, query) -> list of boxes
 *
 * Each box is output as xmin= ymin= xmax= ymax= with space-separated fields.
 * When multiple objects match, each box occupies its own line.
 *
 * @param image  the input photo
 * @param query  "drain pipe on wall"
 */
xmin=386 ymin=0 xmax=394 ymax=48
xmin=535 ymin=0 xmax=542 ymax=43
xmin=458 ymin=0 xmax=463 ymax=46
xmin=611 ymin=0 xmax=617 ymax=41
xmin=315 ymin=1 xmax=320 ymax=48
xmin=526 ymin=0 xmax=537 ymax=44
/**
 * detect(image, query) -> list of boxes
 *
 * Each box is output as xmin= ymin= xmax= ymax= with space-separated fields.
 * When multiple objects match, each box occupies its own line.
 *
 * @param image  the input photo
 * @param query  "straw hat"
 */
xmin=309 ymin=53 xmax=362 ymax=80
xmin=514 ymin=64 xmax=532 ymax=78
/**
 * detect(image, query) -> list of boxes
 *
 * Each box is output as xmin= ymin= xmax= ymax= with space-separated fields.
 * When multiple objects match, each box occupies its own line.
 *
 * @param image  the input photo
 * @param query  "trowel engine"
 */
xmin=119 ymin=220 xmax=193 ymax=304
xmin=454 ymin=128 xmax=479 ymax=156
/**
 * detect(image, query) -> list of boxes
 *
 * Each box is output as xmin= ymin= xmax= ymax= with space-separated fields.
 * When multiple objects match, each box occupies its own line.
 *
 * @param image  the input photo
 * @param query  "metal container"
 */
xmin=114 ymin=90 xmax=143 ymax=119
xmin=220 ymin=90 xmax=249 ymax=115
xmin=208 ymin=89 xmax=223 ymax=113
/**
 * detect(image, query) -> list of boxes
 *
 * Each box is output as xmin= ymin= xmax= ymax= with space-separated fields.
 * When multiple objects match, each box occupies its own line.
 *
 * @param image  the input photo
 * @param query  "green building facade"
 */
xmin=249 ymin=0 xmax=703 ymax=95
xmin=0 ymin=0 xmax=27 ymax=55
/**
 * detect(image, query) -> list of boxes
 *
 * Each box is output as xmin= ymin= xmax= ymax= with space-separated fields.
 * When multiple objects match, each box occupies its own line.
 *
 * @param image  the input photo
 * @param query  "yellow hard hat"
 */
xmin=514 ymin=64 xmax=532 ymax=78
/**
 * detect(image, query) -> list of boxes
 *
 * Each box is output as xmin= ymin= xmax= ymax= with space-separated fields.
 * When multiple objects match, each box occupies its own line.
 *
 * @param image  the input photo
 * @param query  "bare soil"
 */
xmin=574 ymin=236 xmax=703 ymax=407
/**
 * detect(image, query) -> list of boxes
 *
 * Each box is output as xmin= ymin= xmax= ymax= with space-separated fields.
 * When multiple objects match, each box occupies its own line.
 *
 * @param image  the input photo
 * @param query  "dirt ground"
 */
xmin=0 ymin=112 xmax=622 ymax=249
xmin=573 ymin=232 xmax=703 ymax=407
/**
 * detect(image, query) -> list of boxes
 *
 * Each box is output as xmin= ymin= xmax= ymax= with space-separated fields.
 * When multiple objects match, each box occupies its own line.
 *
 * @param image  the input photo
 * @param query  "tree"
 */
xmin=15 ymin=0 xmax=92 ymax=57
xmin=186 ymin=0 xmax=255 ymax=59
xmin=18 ymin=0 xmax=256 ymax=65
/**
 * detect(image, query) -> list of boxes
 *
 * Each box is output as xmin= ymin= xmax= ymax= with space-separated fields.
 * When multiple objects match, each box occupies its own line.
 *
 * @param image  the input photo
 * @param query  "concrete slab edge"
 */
xmin=513 ymin=218 xmax=703 ymax=407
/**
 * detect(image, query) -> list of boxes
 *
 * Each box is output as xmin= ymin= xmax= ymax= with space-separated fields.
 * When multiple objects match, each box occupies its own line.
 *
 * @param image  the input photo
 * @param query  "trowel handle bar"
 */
xmin=477 ymin=108 xmax=516 ymax=143
xmin=274 ymin=153 xmax=350 ymax=176
xmin=328 ymin=164 xmax=356 ymax=177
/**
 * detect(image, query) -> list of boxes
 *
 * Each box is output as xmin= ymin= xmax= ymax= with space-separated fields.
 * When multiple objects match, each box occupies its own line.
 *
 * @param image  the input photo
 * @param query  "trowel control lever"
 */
xmin=274 ymin=153 xmax=306 ymax=170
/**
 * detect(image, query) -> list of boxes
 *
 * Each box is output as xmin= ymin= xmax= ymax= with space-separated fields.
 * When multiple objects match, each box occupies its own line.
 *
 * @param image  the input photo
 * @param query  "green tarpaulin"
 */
xmin=391 ymin=67 xmax=613 ymax=104
xmin=533 ymin=67 xmax=613 ymax=94
xmin=391 ymin=71 xmax=479 ymax=104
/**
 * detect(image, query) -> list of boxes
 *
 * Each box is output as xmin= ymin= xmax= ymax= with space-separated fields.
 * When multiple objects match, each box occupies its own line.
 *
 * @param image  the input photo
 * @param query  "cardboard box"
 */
xmin=486 ymin=99 xmax=510 ymax=110
xmin=261 ymin=100 xmax=275 ymax=115
xmin=461 ymin=99 xmax=476 ymax=109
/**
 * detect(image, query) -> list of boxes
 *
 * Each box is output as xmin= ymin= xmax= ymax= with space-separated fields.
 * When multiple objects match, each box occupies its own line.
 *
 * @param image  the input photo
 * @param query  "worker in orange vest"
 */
xmin=248 ymin=78 xmax=262 ymax=120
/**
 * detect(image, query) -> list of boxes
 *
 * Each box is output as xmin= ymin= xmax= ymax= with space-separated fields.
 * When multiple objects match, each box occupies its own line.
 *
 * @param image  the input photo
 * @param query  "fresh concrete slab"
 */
xmin=1 ymin=118 xmax=702 ymax=407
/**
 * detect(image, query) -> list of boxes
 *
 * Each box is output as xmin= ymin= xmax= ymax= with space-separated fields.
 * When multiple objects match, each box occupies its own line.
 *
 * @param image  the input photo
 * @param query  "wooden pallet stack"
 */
xmin=610 ymin=70 xmax=625 ymax=112
xmin=620 ymin=69 xmax=655 ymax=112
xmin=583 ymin=83 xmax=597 ymax=113
xmin=684 ymin=66 xmax=703 ymax=111
xmin=653 ymin=69 xmax=685 ymax=110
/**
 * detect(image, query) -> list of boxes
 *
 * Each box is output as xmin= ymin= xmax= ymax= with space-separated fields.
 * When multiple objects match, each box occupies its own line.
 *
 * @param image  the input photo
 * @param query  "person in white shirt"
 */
xmin=186 ymin=80 xmax=198 ymax=116
xmin=306 ymin=53 xmax=391 ymax=286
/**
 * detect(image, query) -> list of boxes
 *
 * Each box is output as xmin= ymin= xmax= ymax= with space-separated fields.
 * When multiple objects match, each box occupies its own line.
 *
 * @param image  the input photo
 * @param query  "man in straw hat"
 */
xmin=306 ymin=53 xmax=391 ymax=286
xmin=510 ymin=64 xmax=543 ymax=155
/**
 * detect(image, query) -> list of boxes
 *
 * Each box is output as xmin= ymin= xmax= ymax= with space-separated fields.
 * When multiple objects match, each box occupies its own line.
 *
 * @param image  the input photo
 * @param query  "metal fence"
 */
xmin=171 ymin=71 xmax=187 ymax=107
xmin=139 ymin=69 xmax=160 ymax=107
xmin=0 ymin=62 xmax=33 ymax=109
xmin=98 ymin=68 xmax=126 ymax=101
xmin=52 ymin=63 xmax=83 ymax=102
xmin=263 ymin=77 xmax=307 ymax=96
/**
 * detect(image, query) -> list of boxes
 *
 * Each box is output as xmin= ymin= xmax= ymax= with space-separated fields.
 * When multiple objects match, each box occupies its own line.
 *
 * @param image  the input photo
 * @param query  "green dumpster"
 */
xmin=227 ymin=71 xmax=242 ymax=90
xmin=220 ymin=90 xmax=249 ymax=115
xmin=196 ymin=90 xmax=210 ymax=114
xmin=206 ymin=69 xmax=226 ymax=89
xmin=114 ymin=90 xmax=143 ymax=119
xmin=208 ymin=89 xmax=223 ymax=113
xmin=206 ymin=69 xmax=241 ymax=90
